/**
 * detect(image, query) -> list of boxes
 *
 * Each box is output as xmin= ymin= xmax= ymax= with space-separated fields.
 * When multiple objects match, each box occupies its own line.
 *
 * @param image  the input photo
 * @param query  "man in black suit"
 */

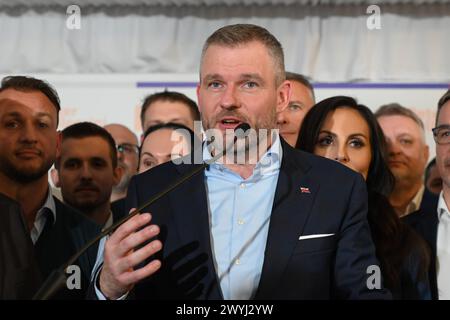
xmin=0 ymin=193 xmax=41 ymax=299
xmin=0 ymin=76 xmax=101 ymax=299
xmin=406 ymin=89 xmax=450 ymax=300
xmin=92 ymin=24 xmax=390 ymax=300
xmin=55 ymin=122 xmax=125 ymax=228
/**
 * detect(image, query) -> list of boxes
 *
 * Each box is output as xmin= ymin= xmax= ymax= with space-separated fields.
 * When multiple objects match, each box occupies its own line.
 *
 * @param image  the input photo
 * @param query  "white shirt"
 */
xmin=30 ymin=187 xmax=57 ymax=244
xmin=437 ymin=191 xmax=450 ymax=300
xmin=401 ymin=185 xmax=425 ymax=218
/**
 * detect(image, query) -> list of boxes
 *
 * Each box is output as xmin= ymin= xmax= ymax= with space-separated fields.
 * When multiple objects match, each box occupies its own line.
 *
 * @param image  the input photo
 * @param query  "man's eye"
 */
xmin=208 ymin=81 xmax=222 ymax=89
xmin=64 ymin=161 xmax=79 ymax=169
xmin=243 ymin=81 xmax=258 ymax=89
xmin=38 ymin=122 xmax=49 ymax=128
xmin=440 ymin=130 xmax=450 ymax=138
xmin=92 ymin=160 xmax=107 ymax=168
xmin=289 ymin=104 xmax=302 ymax=111
xmin=400 ymin=139 xmax=412 ymax=145
xmin=5 ymin=121 xmax=19 ymax=128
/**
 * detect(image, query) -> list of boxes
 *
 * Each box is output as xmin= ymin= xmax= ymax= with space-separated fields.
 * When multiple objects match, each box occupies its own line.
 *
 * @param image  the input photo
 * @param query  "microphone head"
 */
xmin=234 ymin=123 xmax=251 ymax=139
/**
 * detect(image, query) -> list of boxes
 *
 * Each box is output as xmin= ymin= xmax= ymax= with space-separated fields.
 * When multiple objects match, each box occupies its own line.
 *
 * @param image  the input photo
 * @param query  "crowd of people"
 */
xmin=0 ymin=23 xmax=449 ymax=300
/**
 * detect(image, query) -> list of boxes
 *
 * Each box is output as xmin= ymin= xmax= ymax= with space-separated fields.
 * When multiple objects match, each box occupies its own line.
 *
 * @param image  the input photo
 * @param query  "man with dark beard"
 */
xmin=0 ymin=76 xmax=100 ymax=299
xmin=55 ymin=122 xmax=123 ymax=228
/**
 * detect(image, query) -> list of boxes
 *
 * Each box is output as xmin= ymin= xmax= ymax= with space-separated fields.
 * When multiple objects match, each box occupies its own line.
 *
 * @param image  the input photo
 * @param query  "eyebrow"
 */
xmin=2 ymin=110 xmax=53 ymax=120
xmin=318 ymin=130 xmax=336 ymax=137
xmin=348 ymin=133 xmax=368 ymax=139
xmin=202 ymin=73 xmax=265 ymax=83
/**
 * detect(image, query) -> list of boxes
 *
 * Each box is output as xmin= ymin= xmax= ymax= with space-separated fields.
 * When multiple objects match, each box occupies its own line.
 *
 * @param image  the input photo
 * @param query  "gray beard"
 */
xmin=113 ymin=173 xmax=132 ymax=194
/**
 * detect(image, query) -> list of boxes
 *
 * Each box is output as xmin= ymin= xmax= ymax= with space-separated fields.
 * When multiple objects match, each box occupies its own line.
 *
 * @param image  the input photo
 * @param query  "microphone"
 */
xmin=32 ymin=122 xmax=251 ymax=300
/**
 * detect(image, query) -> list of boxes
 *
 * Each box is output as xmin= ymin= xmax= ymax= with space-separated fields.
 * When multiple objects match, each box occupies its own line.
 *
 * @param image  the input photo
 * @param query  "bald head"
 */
xmin=104 ymin=124 xmax=138 ymax=146
xmin=104 ymin=123 xmax=139 ymax=201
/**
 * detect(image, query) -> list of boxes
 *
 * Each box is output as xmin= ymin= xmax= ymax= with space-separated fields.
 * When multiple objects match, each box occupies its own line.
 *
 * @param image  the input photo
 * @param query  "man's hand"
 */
xmin=99 ymin=211 xmax=162 ymax=299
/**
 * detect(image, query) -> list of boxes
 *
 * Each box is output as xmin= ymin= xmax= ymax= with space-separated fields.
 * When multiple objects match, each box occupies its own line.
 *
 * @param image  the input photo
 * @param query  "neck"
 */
xmin=0 ymin=171 xmax=49 ymax=230
xmin=81 ymin=202 xmax=111 ymax=226
xmin=389 ymin=179 xmax=422 ymax=216
xmin=222 ymin=132 xmax=274 ymax=180
xmin=110 ymin=191 xmax=126 ymax=203
xmin=442 ymin=185 xmax=450 ymax=210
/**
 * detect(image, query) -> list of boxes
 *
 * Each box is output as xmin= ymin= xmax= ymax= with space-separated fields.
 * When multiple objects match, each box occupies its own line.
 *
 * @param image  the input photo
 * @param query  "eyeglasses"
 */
xmin=116 ymin=143 xmax=139 ymax=155
xmin=432 ymin=125 xmax=450 ymax=145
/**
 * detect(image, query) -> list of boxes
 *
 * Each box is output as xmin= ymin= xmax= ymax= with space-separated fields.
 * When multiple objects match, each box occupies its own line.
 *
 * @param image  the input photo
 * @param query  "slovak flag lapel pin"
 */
xmin=300 ymin=187 xmax=311 ymax=194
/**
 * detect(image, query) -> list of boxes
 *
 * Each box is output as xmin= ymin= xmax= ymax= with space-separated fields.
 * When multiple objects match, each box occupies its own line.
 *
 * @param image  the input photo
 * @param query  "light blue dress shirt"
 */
xmin=203 ymin=134 xmax=282 ymax=300
xmin=94 ymin=134 xmax=282 ymax=300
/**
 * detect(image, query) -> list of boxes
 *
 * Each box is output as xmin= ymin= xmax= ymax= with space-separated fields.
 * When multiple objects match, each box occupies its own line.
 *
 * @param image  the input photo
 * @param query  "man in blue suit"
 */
xmin=92 ymin=24 xmax=390 ymax=300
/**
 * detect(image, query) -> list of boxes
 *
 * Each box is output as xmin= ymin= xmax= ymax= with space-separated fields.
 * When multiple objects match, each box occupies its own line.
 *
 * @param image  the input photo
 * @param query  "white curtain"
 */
xmin=0 ymin=3 xmax=449 ymax=82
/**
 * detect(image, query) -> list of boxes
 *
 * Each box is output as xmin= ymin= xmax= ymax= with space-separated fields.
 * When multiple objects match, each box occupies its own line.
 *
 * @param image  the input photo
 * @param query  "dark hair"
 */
xmin=0 ymin=75 xmax=61 ymax=125
xmin=296 ymin=96 xmax=429 ymax=293
xmin=285 ymin=71 xmax=315 ymax=103
xmin=374 ymin=103 xmax=424 ymax=131
xmin=425 ymin=158 xmax=437 ymax=184
xmin=296 ymin=96 xmax=394 ymax=196
xmin=56 ymin=122 xmax=117 ymax=169
xmin=140 ymin=91 xmax=200 ymax=130
xmin=436 ymin=89 xmax=450 ymax=126
xmin=201 ymin=24 xmax=285 ymax=86
xmin=141 ymin=122 xmax=198 ymax=157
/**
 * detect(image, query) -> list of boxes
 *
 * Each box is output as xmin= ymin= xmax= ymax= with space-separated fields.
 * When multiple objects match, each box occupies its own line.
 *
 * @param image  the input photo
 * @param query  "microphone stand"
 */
xmin=32 ymin=124 xmax=250 ymax=300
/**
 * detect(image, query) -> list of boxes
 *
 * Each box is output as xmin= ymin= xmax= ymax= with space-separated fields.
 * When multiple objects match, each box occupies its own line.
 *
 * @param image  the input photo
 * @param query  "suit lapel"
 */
xmin=255 ymin=142 xmax=319 ymax=299
xmin=169 ymin=163 xmax=223 ymax=299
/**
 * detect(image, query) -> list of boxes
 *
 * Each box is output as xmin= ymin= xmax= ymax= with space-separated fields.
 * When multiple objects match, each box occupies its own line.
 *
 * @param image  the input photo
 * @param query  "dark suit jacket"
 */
xmin=91 ymin=140 xmax=391 ymax=300
xmin=403 ymin=189 xmax=439 ymax=300
xmin=111 ymin=198 xmax=127 ymax=223
xmin=0 ymin=193 xmax=41 ymax=299
xmin=33 ymin=197 xmax=101 ymax=299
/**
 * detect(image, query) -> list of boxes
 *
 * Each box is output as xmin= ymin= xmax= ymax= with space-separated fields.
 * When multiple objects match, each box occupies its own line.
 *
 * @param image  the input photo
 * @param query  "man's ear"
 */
xmin=424 ymin=144 xmax=430 ymax=164
xmin=113 ymin=165 xmax=124 ymax=186
xmin=56 ymin=131 xmax=62 ymax=158
xmin=276 ymin=80 xmax=291 ymax=114
xmin=196 ymin=83 xmax=203 ymax=114
xmin=50 ymin=167 xmax=61 ymax=188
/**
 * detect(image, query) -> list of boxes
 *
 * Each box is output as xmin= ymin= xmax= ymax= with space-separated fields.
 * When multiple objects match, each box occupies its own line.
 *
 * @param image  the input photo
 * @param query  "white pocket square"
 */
xmin=298 ymin=233 xmax=335 ymax=240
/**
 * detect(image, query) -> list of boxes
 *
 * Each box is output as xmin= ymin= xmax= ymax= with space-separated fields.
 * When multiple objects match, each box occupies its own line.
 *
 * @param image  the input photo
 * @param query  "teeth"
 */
xmin=222 ymin=119 xmax=238 ymax=124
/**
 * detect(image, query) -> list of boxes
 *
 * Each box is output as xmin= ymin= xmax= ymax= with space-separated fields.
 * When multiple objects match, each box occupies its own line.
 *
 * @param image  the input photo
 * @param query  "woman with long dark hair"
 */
xmin=296 ymin=96 xmax=431 ymax=299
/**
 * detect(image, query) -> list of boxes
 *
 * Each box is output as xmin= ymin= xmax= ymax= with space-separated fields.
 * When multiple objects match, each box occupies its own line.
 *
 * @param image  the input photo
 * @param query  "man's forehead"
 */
xmin=379 ymin=115 xmax=422 ymax=132
xmin=62 ymin=136 xmax=110 ymax=153
xmin=0 ymin=90 xmax=56 ymax=116
xmin=105 ymin=124 xmax=137 ymax=144
xmin=438 ymin=101 xmax=450 ymax=124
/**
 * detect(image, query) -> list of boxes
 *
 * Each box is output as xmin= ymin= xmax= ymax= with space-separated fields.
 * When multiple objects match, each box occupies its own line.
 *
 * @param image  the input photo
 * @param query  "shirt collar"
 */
xmin=403 ymin=184 xmax=425 ymax=216
xmin=202 ymin=131 xmax=283 ymax=178
xmin=36 ymin=186 xmax=57 ymax=225
xmin=437 ymin=191 xmax=450 ymax=221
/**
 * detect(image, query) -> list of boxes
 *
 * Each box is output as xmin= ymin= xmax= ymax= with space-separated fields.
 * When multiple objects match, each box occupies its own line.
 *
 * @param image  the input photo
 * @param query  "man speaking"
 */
xmin=91 ymin=24 xmax=390 ymax=300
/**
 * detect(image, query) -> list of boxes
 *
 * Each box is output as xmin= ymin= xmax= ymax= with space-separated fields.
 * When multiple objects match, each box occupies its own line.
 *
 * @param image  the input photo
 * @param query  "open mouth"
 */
xmin=218 ymin=118 xmax=243 ymax=130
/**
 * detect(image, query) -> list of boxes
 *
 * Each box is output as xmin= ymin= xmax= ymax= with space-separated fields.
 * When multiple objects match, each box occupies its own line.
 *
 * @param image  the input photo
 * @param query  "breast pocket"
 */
xmin=293 ymin=234 xmax=337 ymax=255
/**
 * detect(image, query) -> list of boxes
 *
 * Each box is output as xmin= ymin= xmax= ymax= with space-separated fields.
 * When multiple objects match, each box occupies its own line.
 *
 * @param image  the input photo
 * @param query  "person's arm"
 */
xmin=333 ymin=174 xmax=392 ymax=299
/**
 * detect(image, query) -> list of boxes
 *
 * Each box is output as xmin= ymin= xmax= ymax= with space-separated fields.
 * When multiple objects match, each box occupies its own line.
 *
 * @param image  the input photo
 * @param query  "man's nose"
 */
xmin=19 ymin=122 xmax=38 ymax=144
xmin=220 ymin=85 xmax=239 ymax=110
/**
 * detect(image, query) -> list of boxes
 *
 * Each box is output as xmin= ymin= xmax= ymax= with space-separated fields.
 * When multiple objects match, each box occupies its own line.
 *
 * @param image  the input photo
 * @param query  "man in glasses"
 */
xmin=104 ymin=124 xmax=139 ymax=219
xmin=406 ymin=89 xmax=450 ymax=300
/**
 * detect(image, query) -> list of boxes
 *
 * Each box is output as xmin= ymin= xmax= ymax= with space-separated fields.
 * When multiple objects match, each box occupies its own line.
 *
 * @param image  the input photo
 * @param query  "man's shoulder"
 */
xmin=282 ymin=143 xmax=362 ymax=182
